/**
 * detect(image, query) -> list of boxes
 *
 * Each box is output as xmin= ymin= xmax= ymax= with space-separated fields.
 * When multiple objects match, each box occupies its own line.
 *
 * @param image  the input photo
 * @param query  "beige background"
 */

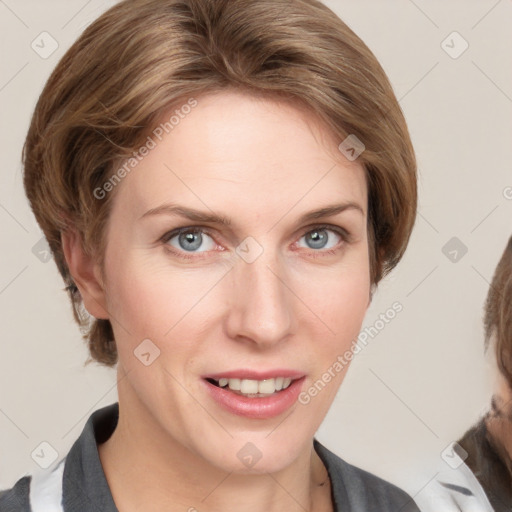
xmin=1 ymin=0 xmax=511 ymax=500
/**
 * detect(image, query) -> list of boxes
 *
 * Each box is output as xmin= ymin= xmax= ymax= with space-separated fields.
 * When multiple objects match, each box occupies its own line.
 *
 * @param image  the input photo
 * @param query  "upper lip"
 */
xmin=203 ymin=369 xmax=305 ymax=380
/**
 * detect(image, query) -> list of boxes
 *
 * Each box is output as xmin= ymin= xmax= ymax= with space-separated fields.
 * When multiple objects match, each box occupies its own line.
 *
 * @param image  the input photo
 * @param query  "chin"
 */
xmin=195 ymin=432 xmax=309 ymax=476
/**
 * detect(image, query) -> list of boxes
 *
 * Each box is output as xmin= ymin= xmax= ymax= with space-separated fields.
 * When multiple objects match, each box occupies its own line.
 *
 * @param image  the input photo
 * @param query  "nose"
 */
xmin=225 ymin=248 xmax=294 ymax=349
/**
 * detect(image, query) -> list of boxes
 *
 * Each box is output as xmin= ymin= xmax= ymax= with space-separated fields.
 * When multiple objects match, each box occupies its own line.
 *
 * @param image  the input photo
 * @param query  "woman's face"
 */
xmin=98 ymin=89 xmax=370 ymax=473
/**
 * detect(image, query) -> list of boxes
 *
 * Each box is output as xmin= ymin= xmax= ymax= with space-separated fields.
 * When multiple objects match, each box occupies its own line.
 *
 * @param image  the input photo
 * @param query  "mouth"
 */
xmin=205 ymin=376 xmax=296 ymax=398
xmin=201 ymin=371 xmax=306 ymax=419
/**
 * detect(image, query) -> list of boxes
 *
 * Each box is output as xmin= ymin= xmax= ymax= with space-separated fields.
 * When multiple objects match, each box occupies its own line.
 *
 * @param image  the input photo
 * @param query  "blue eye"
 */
xmin=298 ymin=227 xmax=342 ymax=251
xmin=164 ymin=228 xmax=216 ymax=254
xmin=160 ymin=224 xmax=349 ymax=261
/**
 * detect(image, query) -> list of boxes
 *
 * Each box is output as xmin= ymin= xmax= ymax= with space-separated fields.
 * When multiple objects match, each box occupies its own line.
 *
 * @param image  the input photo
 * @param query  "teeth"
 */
xmin=213 ymin=377 xmax=295 ymax=395
xmin=241 ymin=379 xmax=259 ymax=394
xmin=257 ymin=378 xmax=276 ymax=394
xmin=228 ymin=378 xmax=241 ymax=390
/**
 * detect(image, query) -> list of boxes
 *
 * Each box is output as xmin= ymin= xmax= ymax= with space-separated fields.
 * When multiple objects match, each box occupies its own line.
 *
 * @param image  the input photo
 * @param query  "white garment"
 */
xmin=29 ymin=457 xmax=66 ymax=512
xmin=414 ymin=442 xmax=495 ymax=512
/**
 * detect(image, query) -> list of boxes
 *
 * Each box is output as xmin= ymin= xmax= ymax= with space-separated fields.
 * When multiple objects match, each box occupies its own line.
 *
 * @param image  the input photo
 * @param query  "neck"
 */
xmin=98 ymin=369 xmax=332 ymax=512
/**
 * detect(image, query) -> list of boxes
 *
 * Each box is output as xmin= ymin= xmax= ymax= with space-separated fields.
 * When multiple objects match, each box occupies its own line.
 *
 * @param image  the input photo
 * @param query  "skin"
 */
xmin=63 ymin=89 xmax=371 ymax=512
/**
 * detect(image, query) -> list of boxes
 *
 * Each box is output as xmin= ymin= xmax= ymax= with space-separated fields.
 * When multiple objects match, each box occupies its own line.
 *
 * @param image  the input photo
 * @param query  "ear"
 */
xmin=61 ymin=229 xmax=109 ymax=320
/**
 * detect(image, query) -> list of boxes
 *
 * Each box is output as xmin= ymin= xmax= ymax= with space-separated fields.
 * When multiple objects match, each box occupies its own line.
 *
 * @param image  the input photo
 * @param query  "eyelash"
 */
xmin=160 ymin=224 xmax=351 ymax=261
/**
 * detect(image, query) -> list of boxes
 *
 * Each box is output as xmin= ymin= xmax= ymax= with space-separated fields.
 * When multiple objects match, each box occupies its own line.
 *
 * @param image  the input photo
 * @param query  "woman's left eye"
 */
xmin=296 ymin=226 xmax=344 ymax=252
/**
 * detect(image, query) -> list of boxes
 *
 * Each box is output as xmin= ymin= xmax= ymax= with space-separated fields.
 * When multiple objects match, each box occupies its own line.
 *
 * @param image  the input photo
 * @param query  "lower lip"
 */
xmin=202 ymin=377 xmax=306 ymax=419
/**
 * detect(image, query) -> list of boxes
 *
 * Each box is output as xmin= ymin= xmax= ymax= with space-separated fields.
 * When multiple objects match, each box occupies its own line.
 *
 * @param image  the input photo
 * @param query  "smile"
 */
xmin=202 ymin=373 xmax=306 ymax=419
xmin=207 ymin=377 xmax=294 ymax=397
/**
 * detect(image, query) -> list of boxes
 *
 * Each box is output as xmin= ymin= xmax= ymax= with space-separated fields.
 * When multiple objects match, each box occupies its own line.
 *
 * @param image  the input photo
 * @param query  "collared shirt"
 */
xmin=0 ymin=402 xmax=420 ymax=512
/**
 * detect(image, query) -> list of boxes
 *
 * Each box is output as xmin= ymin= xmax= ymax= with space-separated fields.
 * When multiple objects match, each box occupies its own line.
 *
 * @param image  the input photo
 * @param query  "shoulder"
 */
xmin=314 ymin=439 xmax=420 ymax=512
xmin=413 ymin=441 xmax=495 ymax=512
xmin=459 ymin=419 xmax=512 ymax=510
xmin=0 ymin=475 xmax=32 ymax=511
xmin=0 ymin=403 xmax=118 ymax=512
xmin=338 ymin=460 xmax=420 ymax=511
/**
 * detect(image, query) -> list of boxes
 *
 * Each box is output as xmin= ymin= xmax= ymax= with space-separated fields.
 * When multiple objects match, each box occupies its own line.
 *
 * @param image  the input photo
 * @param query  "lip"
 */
xmin=202 ymin=375 xmax=306 ymax=419
xmin=203 ymin=369 xmax=305 ymax=380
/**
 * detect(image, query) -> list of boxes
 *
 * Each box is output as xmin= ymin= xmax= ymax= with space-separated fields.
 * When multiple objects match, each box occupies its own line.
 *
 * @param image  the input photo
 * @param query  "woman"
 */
xmin=0 ymin=0 xmax=420 ymax=510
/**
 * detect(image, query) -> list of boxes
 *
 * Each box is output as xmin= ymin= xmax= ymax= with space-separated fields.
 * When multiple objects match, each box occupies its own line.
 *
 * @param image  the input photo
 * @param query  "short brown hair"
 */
xmin=484 ymin=236 xmax=512 ymax=389
xmin=23 ymin=0 xmax=417 ymax=366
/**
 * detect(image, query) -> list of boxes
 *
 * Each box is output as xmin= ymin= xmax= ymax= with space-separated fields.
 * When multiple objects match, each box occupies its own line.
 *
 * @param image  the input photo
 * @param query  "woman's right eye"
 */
xmin=163 ymin=228 xmax=217 ymax=256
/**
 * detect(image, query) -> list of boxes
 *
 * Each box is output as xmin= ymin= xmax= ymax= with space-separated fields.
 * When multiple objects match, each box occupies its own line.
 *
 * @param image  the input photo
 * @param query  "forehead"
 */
xmin=112 ymin=90 xmax=367 ymax=223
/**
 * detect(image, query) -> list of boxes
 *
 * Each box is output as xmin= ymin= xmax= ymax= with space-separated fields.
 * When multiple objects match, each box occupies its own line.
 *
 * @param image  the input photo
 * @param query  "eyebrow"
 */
xmin=139 ymin=201 xmax=364 ymax=226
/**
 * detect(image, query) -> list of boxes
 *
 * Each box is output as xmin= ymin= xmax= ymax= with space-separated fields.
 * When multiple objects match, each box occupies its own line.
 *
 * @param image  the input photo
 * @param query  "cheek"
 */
xmin=103 ymin=251 xmax=224 ymax=343
xmin=312 ymin=272 xmax=369 ymax=340
xmin=297 ymin=250 xmax=371 ymax=335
